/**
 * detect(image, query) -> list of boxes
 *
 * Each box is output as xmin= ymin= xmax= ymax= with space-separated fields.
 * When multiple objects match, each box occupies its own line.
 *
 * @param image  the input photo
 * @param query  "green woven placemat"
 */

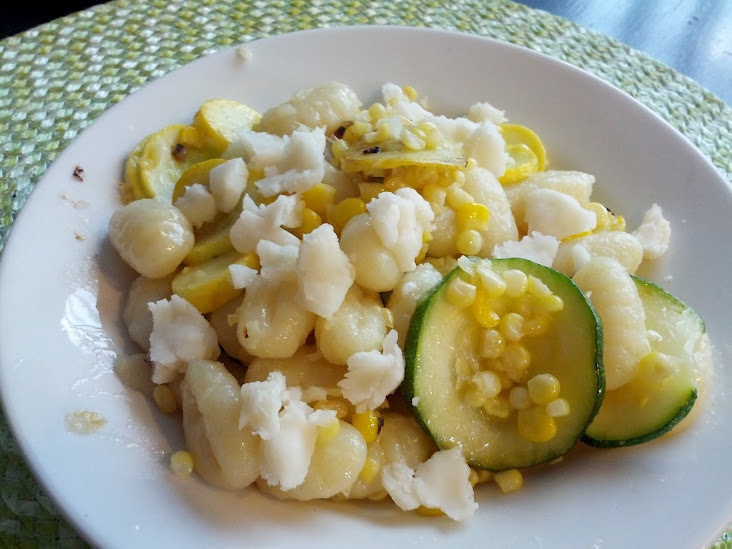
xmin=0 ymin=0 xmax=731 ymax=547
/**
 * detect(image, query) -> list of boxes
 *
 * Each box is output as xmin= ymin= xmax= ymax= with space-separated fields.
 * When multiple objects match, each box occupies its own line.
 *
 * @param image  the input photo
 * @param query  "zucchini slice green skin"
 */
xmin=582 ymin=276 xmax=703 ymax=448
xmin=403 ymin=257 xmax=604 ymax=471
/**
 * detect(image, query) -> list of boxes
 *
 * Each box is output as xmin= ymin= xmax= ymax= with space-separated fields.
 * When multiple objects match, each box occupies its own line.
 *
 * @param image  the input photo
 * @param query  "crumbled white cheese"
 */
xmin=381 ymin=446 xmax=478 ymax=522
xmin=174 ymin=183 xmax=217 ymax=228
xmin=338 ymin=329 xmax=404 ymax=412
xmin=524 ymin=188 xmax=597 ymax=239
xmin=230 ymin=194 xmax=302 ymax=254
xmin=366 ymin=187 xmax=434 ymax=272
xmin=492 ymin=231 xmax=560 ymax=267
xmin=147 ymin=295 xmax=220 ymax=384
xmin=438 ymin=118 xmax=507 ymax=176
xmin=209 ymin=157 xmax=248 ymax=213
xmin=229 ymin=263 xmax=258 ymax=289
xmin=258 ymin=240 xmax=300 ymax=283
xmin=296 ymin=223 xmax=355 ymax=318
xmin=632 ymin=203 xmax=671 ymax=260
xmin=258 ymin=399 xmax=336 ymax=490
xmin=234 ymin=127 xmax=327 ymax=196
xmin=239 ymin=370 xmax=337 ymax=490
xmin=467 ymin=102 xmax=507 ymax=125
xmin=236 ymin=45 xmax=253 ymax=62
xmin=239 ymin=371 xmax=291 ymax=439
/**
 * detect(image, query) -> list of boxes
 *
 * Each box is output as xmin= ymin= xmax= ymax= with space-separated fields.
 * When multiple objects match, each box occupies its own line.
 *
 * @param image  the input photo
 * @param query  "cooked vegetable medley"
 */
xmin=110 ymin=81 xmax=712 ymax=522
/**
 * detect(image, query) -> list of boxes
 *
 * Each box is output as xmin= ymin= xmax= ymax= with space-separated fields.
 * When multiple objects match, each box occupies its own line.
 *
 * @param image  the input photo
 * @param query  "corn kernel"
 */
xmin=546 ymin=397 xmax=570 ymax=417
xmin=456 ymin=203 xmax=491 ymax=232
xmin=473 ymin=468 xmax=493 ymax=485
xmin=302 ymin=183 xmax=337 ymax=217
xmin=313 ymin=398 xmax=351 ymax=419
xmin=447 ymin=276 xmax=477 ymax=308
xmin=514 ymin=294 xmax=534 ymax=318
xmin=523 ymin=313 xmax=552 ymax=337
xmin=468 ymin=468 xmax=480 ymax=486
xmin=502 ymin=269 xmax=528 ymax=298
xmin=403 ymin=85 xmax=418 ymax=101
xmin=527 ymin=373 xmax=561 ymax=404
xmin=381 ymin=307 xmax=394 ymax=329
xmin=446 ymin=185 xmax=474 ymax=209
xmin=359 ymin=455 xmax=381 ymax=483
xmin=331 ymin=138 xmax=349 ymax=162
xmin=483 ymin=395 xmax=512 ymax=418
xmin=508 ymin=386 xmax=531 ymax=410
xmin=517 ymin=406 xmax=557 ymax=442
xmin=351 ymin=410 xmax=381 ymax=443
xmin=153 ymin=384 xmax=178 ymax=414
xmin=475 ymin=263 xmax=507 ymax=298
xmin=527 ymin=275 xmax=552 ymax=298
xmin=499 ymin=312 xmax=525 ymax=342
xmin=463 ymin=385 xmax=488 ymax=408
xmin=417 ymin=506 xmax=445 ymax=517
xmin=480 ymin=328 xmax=505 ymax=359
xmin=328 ymin=197 xmax=367 ymax=233
xmin=368 ymin=490 xmax=389 ymax=501
xmin=170 ymin=450 xmax=194 ymax=476
xmin=423 ymin=124 xmax=441 ymax=149
xmin=472 ymin=294 xmax=501 ymax=328
xmin=457 ymin=229 xmax=483 ymax=256
xmin=368 ymin=102 xmax=388 ymax=121
xmin=359 ymin=182 xmax=384 ymax=203
xmin=502 ymin=343 xmax=531 ymax=382
xmin=535 ymin=294 xmax=564 ymax=314
xmin=344 ymin=120 xmax=372 ymax=143
xmin=317 ymin=417 xmax=341 ymax=442
xmin=472 ymin=370 xmax=502 ymax=400
xmin=292 ymin=208 xmax=322 ymax=238
xmin=494 ymin=469 xmax=524 ymax=494
xmin=384 ymin=173 xmax=409 ymax=192
xmin=415 ymin=242 xmax=429 ymax=264
xmin=401 ymin=128 xmax=426 ymax=150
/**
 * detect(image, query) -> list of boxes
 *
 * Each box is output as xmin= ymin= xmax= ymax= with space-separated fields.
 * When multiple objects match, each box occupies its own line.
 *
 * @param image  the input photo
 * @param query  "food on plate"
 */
xmin=109 ymin=81 xmax=712 ymax=522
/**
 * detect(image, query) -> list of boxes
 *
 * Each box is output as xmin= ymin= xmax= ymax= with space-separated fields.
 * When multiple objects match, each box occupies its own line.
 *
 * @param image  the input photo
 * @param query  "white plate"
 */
xmin=1 ymin=25 xmax=731 ymax=549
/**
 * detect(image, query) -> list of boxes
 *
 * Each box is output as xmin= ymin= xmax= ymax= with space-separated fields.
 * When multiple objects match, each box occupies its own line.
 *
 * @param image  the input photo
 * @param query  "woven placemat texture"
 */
xmin=0 ymin=0 xmax=731 ymax=546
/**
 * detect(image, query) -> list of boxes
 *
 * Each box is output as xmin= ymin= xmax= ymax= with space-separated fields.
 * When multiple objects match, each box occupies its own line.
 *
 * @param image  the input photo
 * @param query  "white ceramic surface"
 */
xmin=0 ymin=26 xmax=730 ymax=549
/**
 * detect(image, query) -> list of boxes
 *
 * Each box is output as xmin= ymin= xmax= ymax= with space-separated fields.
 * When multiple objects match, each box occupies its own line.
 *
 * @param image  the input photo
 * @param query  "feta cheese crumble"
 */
xmin=366 ymin=187 xmax=434 ymax=273
xmin=148 ymin=295 xmax=220 ymax=384
xmin=632 ymin=203 xmax=671 ymax=260
xmin=239 ymin=371 xmax=337 ymax=490
xmin=296 ymin=223 xmax=355 ymax=318
xmin=233 ymin=127 xmax=327 ymax=196
xmin=381 ymin=446 xmax=478 ymax=521
xmin=230 ymin=194 xmax=302 ymax=254
xmin=492 ymin=231 xmax=560 ymax=267
xmin=209 ymin=157 xmax=248 ymax=213
xmin=174 ymin=183 xmax=217 ymax=228
xmin=338 ymin=329 xmax=404 ymax=412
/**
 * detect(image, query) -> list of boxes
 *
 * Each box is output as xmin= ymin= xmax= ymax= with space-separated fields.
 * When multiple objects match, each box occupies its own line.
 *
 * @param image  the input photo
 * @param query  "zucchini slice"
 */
xmin=582 ymin=276 xmax=703 ymax=448
xmin=403 ymin=257 xmax=604 ymax=471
